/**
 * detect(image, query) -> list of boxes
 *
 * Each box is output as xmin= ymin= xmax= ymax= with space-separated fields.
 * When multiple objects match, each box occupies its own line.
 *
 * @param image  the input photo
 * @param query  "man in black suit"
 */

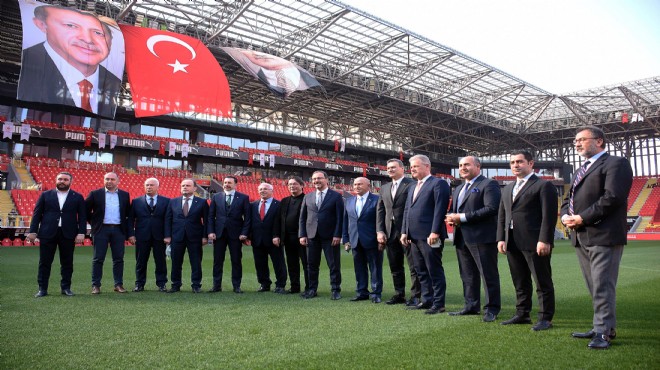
xmin=299 ymin=171 xmax=345 ymax=300
xmin=17 ymin=5 xmax=122 ymax=117
xmin=561 ymin=126 xmax=633 ymax=350
xmin=273 ymin=176 xmax=309 ymax=294
xmin=207 ymin=176 xmax=251 ymax=293
xmin=28 ymin=172 xmax=86 ymax=297
xmin=497 ymin=150 xmax=557 ymax=331
xmin=376 ymin=158 xmax=420 ymax=306
xmin=400 ymin=155 xmax=451 ymax=315
xmin=86 ymin=172 xmax=131 ymax=294
xmin=248 ymin=183 xmax=287 ymax=293
xmin=127 ymin=177 xmax=170 ymax=292
xmin=164 ymin=179 xmax=209 ymax=293
xmin=446 ymin=156 xmax=501 ymax=322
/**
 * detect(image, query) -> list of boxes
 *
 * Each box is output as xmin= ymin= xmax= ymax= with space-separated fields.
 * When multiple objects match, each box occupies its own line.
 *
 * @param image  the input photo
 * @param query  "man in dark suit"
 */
xmin=17 ymin=5 xmax=122 ymax=117
xmin=273 ymin=176 xmax=309 ymax=294
xmin=248 ymin=183 xmax=287 ymax=293
xmin=560 ymin=126 xmax=633 ymax=350
xmin=127 ymin=177 xmax=170 ymax=292
xmin=164 ymin=179 xmax=209 ymax=293
xmin=376 ymin=158 xmax=420 ymax=306
xmin=343 ymin=177 xmax=383 ymax=303
xmin=497 ymin=150 xmax=557 ymax=331
xmin=207 ymin=176 xmax=250 ymax=293
xmin=299 ymin=170 xmax=345 ymax=300
xmin=446 ymin=156 xmax=502 ymax=322
xmin=28 ymin=171 xmax=86 ymax=297
xmin=400 ymin=155 xmax=450 ymax=315
xmin=86 ymin=172 xmax=131 ymax=294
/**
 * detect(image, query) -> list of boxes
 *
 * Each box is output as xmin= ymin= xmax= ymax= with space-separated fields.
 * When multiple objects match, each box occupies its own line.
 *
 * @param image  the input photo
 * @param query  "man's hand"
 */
xmin=377 ymin=231 xmax=387 ymax=245
xmin=299 ymin=237 xmax=308 ymax=246
xmin=164 ymin=237 xmax=171 ymax=244
xmin=27 ymin=233 xmax=37 ymax=242
xmin=75 ymin=234 xmax=84 ymax=244
xmin=562 ymin=215 xmax=584 ymax=229
xmin=537 ymin=242 xmax=551 ymax=257
xmin=445 ymin=213 xmax=461 ymax=226
xmin=427 ymin=232 xmax=441 ymax=246
xmin=273 ymin=237 xmax=280 ymax=247
xmin=208 ymin=233 xmax=216 ymax=242
xmin=331 ymin=237 xmax=341 ymax=246
xmin=400 ymin=234 xmax=410 ymax=247
xmin=128 ymin=236 xmax=136 ymax=244
xmin=344 ymin=242 xmax=351 ymax=252
xmin=497 ymin=241 xmax=507 ymax=254
xmin=239 ymin=235 xmax=248 ymax=242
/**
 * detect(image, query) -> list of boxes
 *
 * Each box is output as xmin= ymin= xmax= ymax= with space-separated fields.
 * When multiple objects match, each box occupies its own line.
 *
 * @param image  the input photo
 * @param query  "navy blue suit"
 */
xmin=127 ymin=195 xmax=170 ymax=289
xmin=299 ymin=188 xmax=344 ymax=294
xmin=30 ymin=189 xmax=86 ymax=291
xmin=343 ymin=193 xmax=383 ymax=299
xmin=451 ymin=175 xmax=501 ymax=314
xmin=165 ymin=196 xmax=209 ymax=290
xmin=402 ymin=177 xmax=450 ymax=308
xmin=249 ymin=198 xmax=287 ymax=289
xmin=86 ymin=188 xmax=131 ymax=288
xmin=208 ymin=191 xmax=251 ymax=289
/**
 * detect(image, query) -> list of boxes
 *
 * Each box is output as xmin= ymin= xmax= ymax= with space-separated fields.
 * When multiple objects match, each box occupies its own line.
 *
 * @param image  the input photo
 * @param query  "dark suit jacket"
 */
xmin=452 ymin=175 xmax=501 ymax=245
xmin=249 ymin=199 xmax=280 ymax=248
xmin=29 ymin=189 xmax=86 ymax=239
xmin=376 ymin=177 xmax=414 ymax=239
xmin=401 ymin=177 xmax=450 ymax=240
xmin=85 ymin=188 xmax=131 ymax=236
xmin=560 ymin=153 xmax=633 ymax=246
xmin=127 ymin=195 xmax=170 ymax=241
xmin=17 ymin=43 xmax=122 ymax=118
xmin=343 ymin=193 xmax=379 ymax=249
xmin=299 ymin=189 xmax=344 ymax=240
xmin=165 ymin=196 xmax=209 ymax=243
xmin=274 ymin=193 xmax=304 ymax=238
xmin=256 ymin=67 xmax=320 ymax=97
xmin=207 ymin=191 xmax=251 ymax=239
xmin=497 ymin=174 xmax=558 ymax=250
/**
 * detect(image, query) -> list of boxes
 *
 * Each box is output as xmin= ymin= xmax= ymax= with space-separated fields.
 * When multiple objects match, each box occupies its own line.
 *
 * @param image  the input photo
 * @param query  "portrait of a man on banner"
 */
xmin=16 ymin=0 xmax=125 ymax=118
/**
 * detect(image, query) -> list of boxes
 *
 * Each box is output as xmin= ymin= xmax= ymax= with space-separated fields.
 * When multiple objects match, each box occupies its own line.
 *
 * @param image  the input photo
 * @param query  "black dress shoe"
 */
xmin=158 ymin=286 xmax=167 ymax=293
xmin=233 ymin=287 xmax=244 ymax=294
xmin=532 ymin=320 xmax=553 ymax=331
xmin=501 ymin=315 xmax=532 ymax=325
xmin=331 ymin=291 xmax=342 ymax=300
xmin=588 ymin=333 xmax=611 ymax=349
xmin=257 ymin=285 xmax=271 ymax=292
xmin=192 ymin=287 xmax=202 ymax=293
xmin=405 ymin=297 xmax=420 ymax=307
xmin=425 ymin=306 xmax=446 ymax=315
xmin=448 ymin=309 xmax=480 ymax=316
xmin=350 ymin=295 xmax=370 ymax=302
xmin=208 ymin=286 xmax=222 ymax=293
xmin=371 ymin=296 xmax=382 ymax=303
xmin=385 ymin=295 xmax=406 ymax=305
xmin=482 ymin=312 xmax=497 ymax=322
xmin=302 ymin=290 xmax=317 ymax=299
xmin=273 ymin=287 xmax=287 ymax=294
xmin=61 ymin=289 xmax=74 ymax=296
xmin=167 ymin=287 xmax=180 ymax=293
xmin=133 ymin=286 xmax=144 ymax=292
xmin=572 ymin=329 xmax=616 ymax=340
xmin=407 ymin=302 xmax=432 ymax=310
xmin=34 ymin=290 xmax=48 ymax=298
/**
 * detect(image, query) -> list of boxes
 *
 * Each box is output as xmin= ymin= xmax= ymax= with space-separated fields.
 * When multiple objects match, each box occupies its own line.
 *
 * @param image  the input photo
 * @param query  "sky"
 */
xmin=343 ymin=0 xmax=660 ymax=94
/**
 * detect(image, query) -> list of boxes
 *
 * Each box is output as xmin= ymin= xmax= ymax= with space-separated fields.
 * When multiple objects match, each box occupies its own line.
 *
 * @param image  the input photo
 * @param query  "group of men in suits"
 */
xmin=28 ymin=126 xmax=631 ymax=350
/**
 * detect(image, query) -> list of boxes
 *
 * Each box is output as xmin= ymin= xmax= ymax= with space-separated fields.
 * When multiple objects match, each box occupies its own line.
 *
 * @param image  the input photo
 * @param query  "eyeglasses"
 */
xmin=573 ymin=137 xmax=597 ymax=144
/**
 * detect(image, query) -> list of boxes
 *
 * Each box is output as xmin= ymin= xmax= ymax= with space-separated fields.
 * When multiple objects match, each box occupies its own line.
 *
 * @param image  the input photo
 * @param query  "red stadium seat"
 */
xmin=2 ymin=238 xmax=12 ymax=246
xmin=12 ymin=238 xmax=23 ymax=246
xmin=83 ymin=238 xmax=93 ymax=246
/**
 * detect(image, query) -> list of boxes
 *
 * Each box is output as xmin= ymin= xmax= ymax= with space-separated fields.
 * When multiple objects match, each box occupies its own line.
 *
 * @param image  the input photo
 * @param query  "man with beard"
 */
xmin=29 ymin=172 xmax=86 ymax=297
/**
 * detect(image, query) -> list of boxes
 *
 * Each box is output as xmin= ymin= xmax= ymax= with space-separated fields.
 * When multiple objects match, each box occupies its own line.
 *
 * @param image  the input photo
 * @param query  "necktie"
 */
xmin=457 ymin=182 xmax=470 ymax=208
xmin=183 ymin=197 xmax=190 ymax=217
xmin=276 ymin=69 xmax=296 ymax=96
xmin=412 ymin=180 xmax=423 ymax=201
xmin=569 ymin=161 xmax=591 ymax=214
xmin=391 ymin=181 xmax=398 ymax=200
xmin=356 ymin=196 xmax=364 ymax=217
xmin=225 ymin=194 xmax=232 ymax=210
xmin=260 ymin=200 xmax=266 ymax=220
xmin=78 ymin=79 xmax=93 ymax=112
xmin=512 ymin=180 xmax=524 ymax=201
xmin=149 ymin=197 xmax=155 ymax=208
xmin=316 ymin=191 xmax=324 ymax=208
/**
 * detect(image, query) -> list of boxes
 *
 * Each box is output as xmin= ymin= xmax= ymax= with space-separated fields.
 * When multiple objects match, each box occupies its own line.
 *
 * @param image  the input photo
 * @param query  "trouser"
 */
xmin=37 ymin=229 xmax=75 ymax=290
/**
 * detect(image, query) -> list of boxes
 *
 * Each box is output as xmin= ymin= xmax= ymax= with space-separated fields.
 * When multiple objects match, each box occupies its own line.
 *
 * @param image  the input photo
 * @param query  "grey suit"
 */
xmin=560 ymin=152 xmax=633 ymax=334
xmin=376 ymin=177 xmax=420 ymax=299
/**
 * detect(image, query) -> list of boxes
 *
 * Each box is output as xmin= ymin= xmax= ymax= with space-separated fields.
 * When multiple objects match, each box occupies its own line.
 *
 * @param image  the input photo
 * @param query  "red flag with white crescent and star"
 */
xmin=119 ymin=25 xmax=232 ymax=118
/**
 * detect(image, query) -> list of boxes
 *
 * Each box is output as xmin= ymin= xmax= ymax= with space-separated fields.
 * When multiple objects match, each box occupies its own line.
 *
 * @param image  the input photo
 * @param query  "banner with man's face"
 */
xmin=16 ymin=0 xmax=125 ymax=118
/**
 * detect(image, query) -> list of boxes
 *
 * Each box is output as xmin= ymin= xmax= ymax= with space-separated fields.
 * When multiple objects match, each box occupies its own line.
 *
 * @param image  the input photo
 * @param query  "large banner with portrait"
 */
xmin=16 ymin=0 xmax=125 ymax=118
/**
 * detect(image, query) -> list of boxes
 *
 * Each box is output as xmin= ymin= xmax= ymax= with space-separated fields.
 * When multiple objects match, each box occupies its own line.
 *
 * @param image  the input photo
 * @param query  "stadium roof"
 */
xmin=1 ymin=0 xmax=659 ymax=163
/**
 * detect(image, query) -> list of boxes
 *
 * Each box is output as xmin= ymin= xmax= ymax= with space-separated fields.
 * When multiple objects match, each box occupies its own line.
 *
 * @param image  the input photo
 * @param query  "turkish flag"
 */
xmin=399 ymin=151 xmax=403 ymax=161
xmin=159 ymin=141 xmax=166 ymax=155
xmin=84 ymin=132 xmax=92 ymax=147
xmin=334 ymin=140 xmax=339 ymax=152
xmin=119 ymin=25 xmax=232 ymax=118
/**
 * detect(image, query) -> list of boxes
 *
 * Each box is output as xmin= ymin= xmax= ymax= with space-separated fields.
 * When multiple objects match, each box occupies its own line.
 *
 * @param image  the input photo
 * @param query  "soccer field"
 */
xmin=1 ymin=240 xmax=659 ymax=369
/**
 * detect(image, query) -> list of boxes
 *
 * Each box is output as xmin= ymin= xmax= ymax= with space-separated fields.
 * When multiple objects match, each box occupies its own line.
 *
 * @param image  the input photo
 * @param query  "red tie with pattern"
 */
xmin=78 ymin=79 xmax=93 ymax=112
xmin=260 ymin=200 xmax=266 ymax=220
